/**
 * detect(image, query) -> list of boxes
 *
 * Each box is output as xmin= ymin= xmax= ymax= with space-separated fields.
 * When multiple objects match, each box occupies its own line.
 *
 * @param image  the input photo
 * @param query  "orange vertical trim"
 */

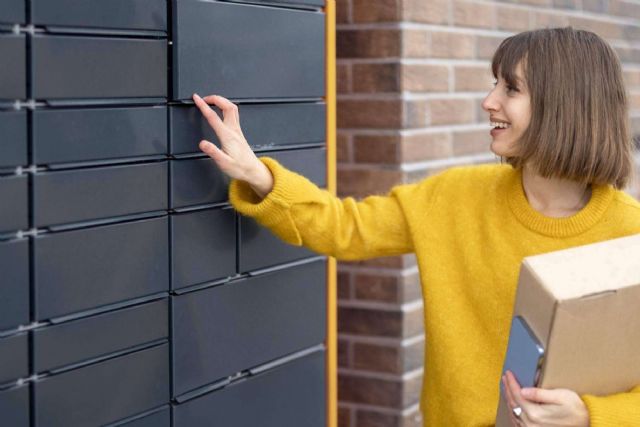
xmin=325 ymin=1 xmax=337 ymax=427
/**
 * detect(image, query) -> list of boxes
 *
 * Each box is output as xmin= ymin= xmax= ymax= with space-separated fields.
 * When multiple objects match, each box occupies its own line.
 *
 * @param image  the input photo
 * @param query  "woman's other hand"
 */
xmin=192 ymin=93 xmax=274 ymax=198
xmin=502 ymin=370 xmax=589 ymax=426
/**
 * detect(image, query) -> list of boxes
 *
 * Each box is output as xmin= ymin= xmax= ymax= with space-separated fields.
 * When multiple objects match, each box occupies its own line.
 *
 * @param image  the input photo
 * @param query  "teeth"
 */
xmin=490 ymin=121 xmax=511 ymax=129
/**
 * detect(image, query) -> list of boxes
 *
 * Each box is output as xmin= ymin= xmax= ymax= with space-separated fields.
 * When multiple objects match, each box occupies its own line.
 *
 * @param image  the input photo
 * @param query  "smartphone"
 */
xmin=501 ymin=315 xmax=545 ymax=390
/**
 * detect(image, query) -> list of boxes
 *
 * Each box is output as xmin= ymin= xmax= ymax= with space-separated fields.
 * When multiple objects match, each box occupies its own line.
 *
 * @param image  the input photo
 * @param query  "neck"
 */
xmin=521 ymin=163 xmax=592 ymax=217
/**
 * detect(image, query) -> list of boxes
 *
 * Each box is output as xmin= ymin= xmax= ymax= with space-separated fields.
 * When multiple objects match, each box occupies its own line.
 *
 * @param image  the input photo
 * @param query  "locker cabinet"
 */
xmin=0 ymin=384 xmax=29 ymax=427
xmin=0 ymin=174 xmax=28 ymax=233
xmin=0 ymin=332 xmax=28 ymax=384
xmin=0 ymin=0 xmax=25 ymax=26
xmin=173 ymin=349 xmax=326 ymax=427
xmin=34 ymin=343 xmax=169 ymax=427
xmin=170 ymin=157 xmax=229 ymax=208
xmin=33 ymin=106 xmax=167 ymax=165
xmin=171 ymin=208 xmax=236 ymax=290
xmin=33 ymin=161 xmax=167 ymax=228
xmin=173 ymin=259 xmax=326 ymax=396
xmin=34 ymin=216 xmax=169 ymax=321
xmin=239 ymin=148 xmax=326 ymax=272
xmin=0 ymin=238 xmax=29 ymax=331
xmin=112 ymin=406 xmax=170 ymax=427
xmin=32 ymin=35 xmax=167 ymax=100
xmin=0 ymin=110 xmax=27 ymax=168
xmin=32 ymin=0 xmax=167 ymax=32
xmin=172 ymin=0 xmax=324 ymax=100
xmin=34 ymin=299 xmax=168 ymax=373
xmin=169 ymin=102 xmax=326 ymax=155
xmin=0 ymin=34 xmax=26 ymax=100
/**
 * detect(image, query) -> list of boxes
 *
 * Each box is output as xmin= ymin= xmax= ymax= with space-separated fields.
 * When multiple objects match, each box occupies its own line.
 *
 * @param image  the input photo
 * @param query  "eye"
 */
xmin=506 ymin=85 xmax=519 ymax=94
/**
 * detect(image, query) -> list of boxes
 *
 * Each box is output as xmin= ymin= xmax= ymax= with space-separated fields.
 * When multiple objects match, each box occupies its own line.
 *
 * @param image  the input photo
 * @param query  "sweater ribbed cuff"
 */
xmin=581 ymin=388 xmax=640 ymax=427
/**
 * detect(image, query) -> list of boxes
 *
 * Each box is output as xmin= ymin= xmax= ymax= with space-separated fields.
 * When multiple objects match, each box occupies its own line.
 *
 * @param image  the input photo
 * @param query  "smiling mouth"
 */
xmin=490 ymin=121 xmax=511 ymax=129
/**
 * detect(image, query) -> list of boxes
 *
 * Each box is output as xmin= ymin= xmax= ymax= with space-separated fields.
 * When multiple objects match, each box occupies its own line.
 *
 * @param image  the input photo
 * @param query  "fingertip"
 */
xmin=199 ymin=140 xmax=212 ymax=151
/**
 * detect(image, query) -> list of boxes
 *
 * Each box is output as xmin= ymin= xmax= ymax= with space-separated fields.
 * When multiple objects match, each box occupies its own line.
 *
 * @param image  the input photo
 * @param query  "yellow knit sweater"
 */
xmin=228 ymin=157 xmax=640 ymax=427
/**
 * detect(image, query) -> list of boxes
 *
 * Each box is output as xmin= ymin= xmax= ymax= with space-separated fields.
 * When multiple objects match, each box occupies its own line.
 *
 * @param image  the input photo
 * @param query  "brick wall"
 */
xmin=335 ymin=0 xmax=640 ymax=426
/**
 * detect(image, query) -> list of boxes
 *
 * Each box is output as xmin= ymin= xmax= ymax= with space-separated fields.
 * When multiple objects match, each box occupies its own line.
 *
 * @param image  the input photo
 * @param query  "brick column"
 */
xmin=335 ymin=0 xmax=640 ymax=426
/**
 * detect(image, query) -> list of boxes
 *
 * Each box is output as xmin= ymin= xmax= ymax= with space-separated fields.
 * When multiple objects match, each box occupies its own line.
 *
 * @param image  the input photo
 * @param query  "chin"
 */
xmin=490 ymin=140 xmax=517 ymax=157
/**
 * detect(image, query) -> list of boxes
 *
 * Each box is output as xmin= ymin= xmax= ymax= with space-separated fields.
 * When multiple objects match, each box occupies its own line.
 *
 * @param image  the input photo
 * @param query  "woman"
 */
xmin=192 ymin=27 xmax=640 ymax=426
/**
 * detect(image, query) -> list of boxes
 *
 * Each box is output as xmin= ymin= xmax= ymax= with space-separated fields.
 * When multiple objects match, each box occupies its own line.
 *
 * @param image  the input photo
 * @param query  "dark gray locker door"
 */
xmin=0 ymin=34 xmax=26 ymax=100
xmin=0 ymin=384 xmax=29 ymax=427
xmin=0 ymin=110 xmax=28 ymax=168
xmin=0 ymin=332 xmax=28 ymax=384
xmin=170 ymin=158 xmax=229 ymax=209
xmin=32 ymin=0 xmax=167 ymax=32
xmin=0 ymin=239 xmax=29 ymax=331
xmin=111 ymin=407 xmax=170 ymax=427
xmin=173 ymin=259 xmax=326 ymax=396
xmin=172 ymin=1 xmax=324 ymax=100
xmin=33 ymin=107 xmax=167 ymax=165
xmin=169 ymin=103 xmax=326 ymax=155
xmin=239 ymin=148 xmax=325 ymax=272
xmin=32 ymin=35 xmax=167 ymax=100
xmin=34 ymin=216 xmax=169 ymax=321
xmin=0 ymin=0 xmax=25 ymax=25
xmin=35 ymin=344 xmax=169 ymax=427
xmin=239 ymin=215 xmax=316 ymax=272
xmin=33 ymin=161 xmax=167 ymax=228
xmin=171 ymin=208 xmax=236 ymax=290
xmin=0 ymin=174 xmax=28 ymax=233
xmin=174 ymin=350 xmax=326 ymax=427
xmin=268 ymin=147 xmax=327 ymax=186
xmin=253 ymin=0 xmax=324 ymax=6
xmin=34 ymin=299 xmax=168 ymax=373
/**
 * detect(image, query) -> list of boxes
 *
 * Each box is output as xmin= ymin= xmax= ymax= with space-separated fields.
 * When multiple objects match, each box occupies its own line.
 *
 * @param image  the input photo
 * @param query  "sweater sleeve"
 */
xmin=228 ymin=156 xmax=426 ymax=261
xmin=581 ymin=385 xmax=640 ymax=426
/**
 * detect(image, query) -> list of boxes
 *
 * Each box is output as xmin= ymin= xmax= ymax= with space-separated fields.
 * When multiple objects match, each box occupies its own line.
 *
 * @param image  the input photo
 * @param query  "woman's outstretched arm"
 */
xmin=192 ymin=93 xmax=423 ymax=260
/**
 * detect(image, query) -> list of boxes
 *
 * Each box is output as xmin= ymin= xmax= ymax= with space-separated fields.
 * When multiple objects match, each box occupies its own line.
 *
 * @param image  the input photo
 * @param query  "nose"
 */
xmin=481 ymin=88 xmax=499 ymax=113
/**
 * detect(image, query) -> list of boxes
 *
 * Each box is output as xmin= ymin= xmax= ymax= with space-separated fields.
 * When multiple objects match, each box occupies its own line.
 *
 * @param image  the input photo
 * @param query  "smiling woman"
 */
xmin=193 ymin=27 xmax=640 ymax=427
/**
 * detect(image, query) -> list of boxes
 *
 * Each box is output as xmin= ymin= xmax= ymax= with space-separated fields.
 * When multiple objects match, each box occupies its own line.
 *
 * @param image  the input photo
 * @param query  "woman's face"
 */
xmin=481 ymin=62 xmax=531 ymax=157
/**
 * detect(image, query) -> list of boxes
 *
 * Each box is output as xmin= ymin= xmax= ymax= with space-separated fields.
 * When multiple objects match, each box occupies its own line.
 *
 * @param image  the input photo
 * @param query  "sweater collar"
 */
xmin=505 ymin=166 xmax=615 ymax=237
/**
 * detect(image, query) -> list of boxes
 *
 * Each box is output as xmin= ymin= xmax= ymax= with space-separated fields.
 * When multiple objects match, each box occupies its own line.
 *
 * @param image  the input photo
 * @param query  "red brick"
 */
xmin=624 ymin=70 xmax=640 ymax=90
xmin=533 ymin=11 xmax=569 ymax=28
xmin=428 ymin=99 xmax=475 ymax=125
xmin=453 ymin=128 xmax=492 ymax=156
xmin=453 ymin=1 xmax=496 ymax=29
xmin=353 ymin=0 xmax=400 ymax=22
xmin=338 ymin=29 xmax=402 ymax=59
xmin=400 ymin=132 xmax=452 ymax=162
xmin=353 ymin=134 xmax=400 ymax=164
xmin=356 ymin=407 xmax=423 ymax=427
xmin=354 ymin=273 xmax=402 ymax=302
xmin=337 ymin=132 xmax=351 ymax=163
xmin=630 ymin=93 xmax=640 ymax=111
xmin=401 ymin=64 xmax=449 ymax=92
xmin=431 ymin=32 xmax=475 ymax=59
xmin=339 ymin=374 xmax=403 ymax=407
xmin=352 ymin=63 xmax=401 ymax=93
xmin=338 ymin=306 xmax=423 ymax=337
xmin=336 ymin=0 xmax=351 ymax=24
xmin=338 ymin=270 xmax=352 ymax=299
xmin=338 ymin=99 xmax=403 ymax=128
xmin=353 ymin=342 xmax=401 ymax=373
xmin=336 ymin=167 xmax=405 ymax=198
xmin=402 ymin=0 xmax=449 ymax=24
xmin=476 ymin=35 xmax=504 ymax=60
xmin=609 ymin=0 xmax=640 ymax=19
xmin=338 ymin=63 xmax=350 ymax=94
xmin=454 ymin=65 xmax=493 ymax=92
xmin=403 ymin=100 xmax=429 ymax=128
xmin=339 ymin=339 xmax=351 ymax=367
xmin=402 ymin=30 xmax=430 ymax=58
xmin=339 ymin=406 xmax=352 ymax=427
xmin=568 ymin=16 xmax=623 ymax=39
xmin=497 ymin=7 xmax=530 ymax=32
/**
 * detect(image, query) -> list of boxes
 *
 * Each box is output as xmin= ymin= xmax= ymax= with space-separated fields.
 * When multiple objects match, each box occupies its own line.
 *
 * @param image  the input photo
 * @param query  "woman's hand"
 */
xmin=503 ymin=370 xmax=589 ymax=426
xmin=192 ymin=93 xmax=274 ymax=198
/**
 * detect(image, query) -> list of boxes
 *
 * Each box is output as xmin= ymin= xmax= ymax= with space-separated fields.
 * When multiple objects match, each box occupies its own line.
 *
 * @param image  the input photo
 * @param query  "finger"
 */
xmin=193 ymin=93 xmax=224 ymax=133
xmin=199 ymin=140 xmax=231 ymax=165
xmin=201 ymin=94 xmax=240 ymax=128
xmin=520 ymin=387 xmax=564 ymax=405
xmin=502 ymin=375 xmax=518 ymax=409
xmin=505 ymin=371 xmax=537 ymax=419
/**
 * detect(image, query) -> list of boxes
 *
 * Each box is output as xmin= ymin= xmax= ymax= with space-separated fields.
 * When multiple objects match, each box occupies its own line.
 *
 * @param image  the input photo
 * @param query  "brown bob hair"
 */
xmin=492 ymin=27 xmax=633 ymax=189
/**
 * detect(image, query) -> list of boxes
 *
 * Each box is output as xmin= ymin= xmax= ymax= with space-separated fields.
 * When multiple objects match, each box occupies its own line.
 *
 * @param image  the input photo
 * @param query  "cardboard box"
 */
xmin=496 ymin=233 xmax=640 ymax=426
